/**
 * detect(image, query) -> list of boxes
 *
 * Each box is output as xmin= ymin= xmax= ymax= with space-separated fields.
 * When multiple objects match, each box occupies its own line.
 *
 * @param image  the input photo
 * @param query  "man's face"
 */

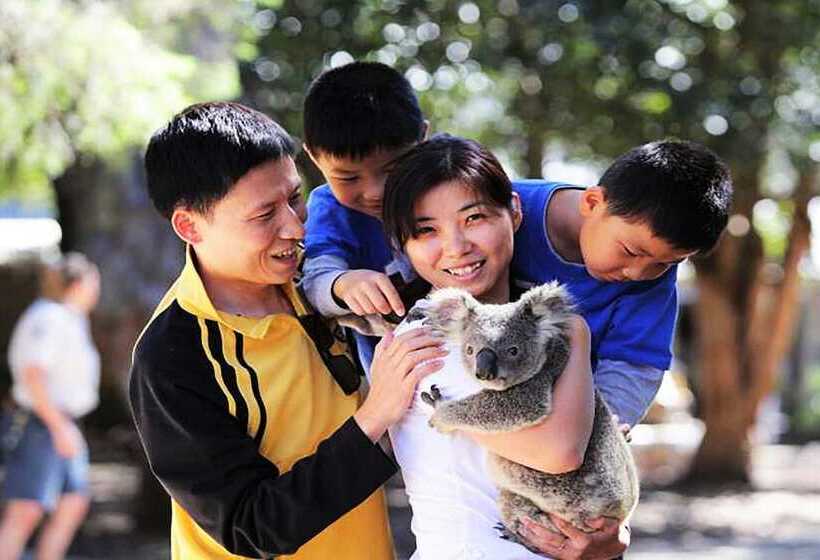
xmin=579 ymin=188 xmax=695 ymax=282
xmin=308 ymin=146 xmax=415 ymax=219
xmin=184 ymin=157 xmax=306 ymax=288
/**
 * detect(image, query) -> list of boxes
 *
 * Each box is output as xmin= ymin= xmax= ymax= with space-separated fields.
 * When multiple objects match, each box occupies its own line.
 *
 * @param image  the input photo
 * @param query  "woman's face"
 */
xmin=403 ymin=181 xmax=521 ymax=304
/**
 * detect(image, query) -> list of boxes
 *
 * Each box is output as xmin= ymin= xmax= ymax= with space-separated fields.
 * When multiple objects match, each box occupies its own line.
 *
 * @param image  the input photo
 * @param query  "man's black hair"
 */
xmin=303 ymin=61 xmax=425 ymax=159
xmin=144 ymin=102 xmax=295 ymax=219
xmin=383 ymin=134 xmax=513 ymax=249
xmin=599 ymin=140 xmax=733 ymax=253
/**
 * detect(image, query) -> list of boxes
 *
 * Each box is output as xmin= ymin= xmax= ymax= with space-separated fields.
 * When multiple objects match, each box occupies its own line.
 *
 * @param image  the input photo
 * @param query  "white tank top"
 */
xmin=375 ymin=319 xmax=546 ymax=560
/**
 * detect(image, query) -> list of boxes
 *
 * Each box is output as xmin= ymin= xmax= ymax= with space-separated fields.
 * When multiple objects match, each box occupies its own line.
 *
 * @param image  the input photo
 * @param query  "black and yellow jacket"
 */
xmin=129 ymin=248 xmax=396 ymax=559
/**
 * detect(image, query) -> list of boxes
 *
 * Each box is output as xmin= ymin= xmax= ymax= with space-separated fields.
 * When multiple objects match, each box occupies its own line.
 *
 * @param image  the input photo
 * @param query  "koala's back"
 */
xmin=488 ymin=390 xmax=639 ymax=528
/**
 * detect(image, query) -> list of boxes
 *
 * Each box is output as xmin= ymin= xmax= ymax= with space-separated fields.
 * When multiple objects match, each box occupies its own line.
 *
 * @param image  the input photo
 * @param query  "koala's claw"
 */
xmin=420 ymin=384 xmax=443 ymax=407
xmin=494 ymin=522 xmax=517 ymax=542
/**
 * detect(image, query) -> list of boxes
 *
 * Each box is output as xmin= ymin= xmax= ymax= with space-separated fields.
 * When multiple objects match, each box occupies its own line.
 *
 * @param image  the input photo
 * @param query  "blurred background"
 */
xmin=1 ymin=0 xmax=818 ymax=558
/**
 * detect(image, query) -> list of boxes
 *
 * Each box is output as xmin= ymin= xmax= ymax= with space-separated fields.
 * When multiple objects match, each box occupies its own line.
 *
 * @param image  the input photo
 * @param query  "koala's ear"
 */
xmin=422 ymin=287 xmax=475 ymax=332
xmin=520 ymin=282 xmax=574 ymax=320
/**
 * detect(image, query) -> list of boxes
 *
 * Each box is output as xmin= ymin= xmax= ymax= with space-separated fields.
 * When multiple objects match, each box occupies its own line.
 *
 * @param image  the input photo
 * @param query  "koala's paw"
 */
xmin=420 ymin=384 xmax=443 ymax=408
xmin=495 ymin=522 xmax=530 ymax=548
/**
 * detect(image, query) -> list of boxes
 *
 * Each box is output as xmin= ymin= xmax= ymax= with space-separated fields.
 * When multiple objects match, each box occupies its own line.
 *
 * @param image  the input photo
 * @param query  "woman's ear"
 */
xmin=510 ymin=192 xmax=523 ymax=232
xmin=579 ymin=186 xmax=606 ymax=218
xmin=171 ymin=208 xmax=202 ymax=245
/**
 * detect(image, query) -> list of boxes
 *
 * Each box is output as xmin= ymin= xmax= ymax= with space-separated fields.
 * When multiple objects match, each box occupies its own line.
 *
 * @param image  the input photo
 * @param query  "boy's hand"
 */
xmin=518 ymin=514 xmax=628 ymax=559
xmin=333 ymin=270 xmax=405 ymax=317
xmin=354 ymin=328 xmax=447 ymax=442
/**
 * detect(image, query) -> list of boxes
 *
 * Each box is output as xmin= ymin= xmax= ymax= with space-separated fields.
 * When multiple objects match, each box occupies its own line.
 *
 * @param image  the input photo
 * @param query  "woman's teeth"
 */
xmin=445 ymin=261 xmax=484 ymax=276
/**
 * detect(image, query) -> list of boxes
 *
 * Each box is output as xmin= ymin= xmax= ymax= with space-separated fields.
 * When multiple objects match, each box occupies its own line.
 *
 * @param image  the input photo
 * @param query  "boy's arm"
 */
xmin=129 ymin=354 xmax=396 ymax=558
xmin=301 ymin=253 xmax=352 ymax=316
xmin=595 ymin=359 xmax=664 ymax=427
xmin=302 ymin=186 xmax=404 ymax=317
xmin=594 ymin=267 xmax=678 ymax=426
xmin=465 ymin=316 xmax=595 ymax=473
xmin=302 ymin=185 xmax=360 ymax=316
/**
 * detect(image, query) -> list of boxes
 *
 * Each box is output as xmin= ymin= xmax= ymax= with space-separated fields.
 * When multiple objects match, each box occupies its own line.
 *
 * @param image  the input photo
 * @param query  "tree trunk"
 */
xmin=53 ymin=154 xmax=182 ymax=532
xmin=686 ymin=168 xmax=815 ymax=484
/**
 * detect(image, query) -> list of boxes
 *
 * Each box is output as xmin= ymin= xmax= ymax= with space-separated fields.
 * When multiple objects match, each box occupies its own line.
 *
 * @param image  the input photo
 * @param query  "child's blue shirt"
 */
xmin=511 ymin=180 xmax=678 ymax=371
xmin=302 ymin=181 xmax=676 ymax=426
xmin=302 ymin=185 xmax=415 ymax=370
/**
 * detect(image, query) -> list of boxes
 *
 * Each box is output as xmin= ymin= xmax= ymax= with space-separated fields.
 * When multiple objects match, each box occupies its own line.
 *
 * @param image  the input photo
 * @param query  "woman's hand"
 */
xmin=518 ymin=514 xmax=629 ymax=560
xmin=354 ymin=327 xmax=447 ymax=442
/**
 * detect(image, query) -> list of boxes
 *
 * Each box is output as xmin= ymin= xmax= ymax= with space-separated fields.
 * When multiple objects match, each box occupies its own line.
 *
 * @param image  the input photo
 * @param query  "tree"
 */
xmin=242 ymin=0 xmax=819 ymax=483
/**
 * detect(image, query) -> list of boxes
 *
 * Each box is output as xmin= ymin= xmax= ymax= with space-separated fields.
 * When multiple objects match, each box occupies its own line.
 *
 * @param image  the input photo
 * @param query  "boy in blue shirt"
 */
xmin=511 ymin=141 xmax=732 ymax=426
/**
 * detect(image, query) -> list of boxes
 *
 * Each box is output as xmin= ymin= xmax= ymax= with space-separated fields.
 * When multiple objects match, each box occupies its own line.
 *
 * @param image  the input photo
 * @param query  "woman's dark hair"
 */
xmin=382 ymin=134 xmax=513 ymax=249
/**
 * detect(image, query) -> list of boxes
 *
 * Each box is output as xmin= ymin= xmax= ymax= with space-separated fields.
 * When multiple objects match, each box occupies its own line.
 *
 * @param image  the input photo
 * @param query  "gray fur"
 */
xmin=415 ymin=283 xmax=639 ymax=547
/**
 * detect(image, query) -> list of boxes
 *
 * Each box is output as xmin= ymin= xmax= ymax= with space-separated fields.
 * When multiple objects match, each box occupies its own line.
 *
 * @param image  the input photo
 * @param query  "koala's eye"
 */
xmin=465 ymin=345 xmax=474 ymax=356
xmin=507 ymin=346 xmax=519 ymax=357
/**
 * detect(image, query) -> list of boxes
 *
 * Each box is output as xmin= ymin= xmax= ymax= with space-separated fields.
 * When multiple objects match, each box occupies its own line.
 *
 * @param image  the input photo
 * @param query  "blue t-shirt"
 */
xmin=303 ymin=185 xmax=415 ymax=368
xmin=511 ymin=180 xmax=677 ymax=371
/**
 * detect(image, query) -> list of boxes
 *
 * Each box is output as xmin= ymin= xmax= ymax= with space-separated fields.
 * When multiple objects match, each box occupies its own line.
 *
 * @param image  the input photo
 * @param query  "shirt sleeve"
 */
xmin=302 ymin=187 xmax=361 ymax=316
xmin=301 ymin=254 xmax=350 ymax=316
xmin=129 ymin=339 xmax=396 ymax=558
xmin=594 ymin=359 xmax=665 ymax=427
xmin=8 ymin=303 xmax=64 ymax=373
xmin=596 ymin=268 xmax=678 ymax=370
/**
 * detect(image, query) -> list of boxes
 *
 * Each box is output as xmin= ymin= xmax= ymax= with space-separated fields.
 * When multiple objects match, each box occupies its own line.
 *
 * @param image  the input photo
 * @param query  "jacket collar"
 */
xmin=176 ymin=245 xmax=299 ymax=339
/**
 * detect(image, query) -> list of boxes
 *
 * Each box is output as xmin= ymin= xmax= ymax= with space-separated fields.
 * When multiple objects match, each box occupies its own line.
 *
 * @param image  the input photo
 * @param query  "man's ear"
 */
xmin=511 ymin=192 xmax=523 ymax=233
xmin=579 ymin=186 xmax=607 ymax=218
xmin=171 ymin=208 xmax=202 ymax=245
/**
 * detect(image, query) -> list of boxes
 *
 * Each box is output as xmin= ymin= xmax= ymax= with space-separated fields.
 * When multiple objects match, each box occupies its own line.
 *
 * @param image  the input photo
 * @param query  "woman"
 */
xmin=376 ymin=135 xmax=627 ymax=559
xmin=0 ymin=252 xmax=101 ymax=559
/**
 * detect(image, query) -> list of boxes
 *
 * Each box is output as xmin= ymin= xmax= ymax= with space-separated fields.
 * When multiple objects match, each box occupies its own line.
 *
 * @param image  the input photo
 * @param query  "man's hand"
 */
xmin=354 ymin=328 xmax=447 ymax=442
xmin=518 ymin=515 xmax=629 ymax=560
xmin=333 ymin=270 xmax=405 ymax=317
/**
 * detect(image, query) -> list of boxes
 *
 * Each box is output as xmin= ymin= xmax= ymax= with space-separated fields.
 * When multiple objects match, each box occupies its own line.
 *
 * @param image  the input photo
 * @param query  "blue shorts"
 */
xmin=1 ymin=412 xmax=89 ymax=510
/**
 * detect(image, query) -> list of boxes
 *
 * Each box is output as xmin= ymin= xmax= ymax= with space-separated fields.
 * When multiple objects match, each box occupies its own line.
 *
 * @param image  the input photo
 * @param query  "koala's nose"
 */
xmin=475 ymin=348 xmax=498 ymax=380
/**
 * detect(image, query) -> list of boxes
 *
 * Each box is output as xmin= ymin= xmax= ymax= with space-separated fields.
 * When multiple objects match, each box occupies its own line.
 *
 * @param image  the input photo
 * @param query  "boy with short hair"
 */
xmin=512 ymin=140 xmax=732 ymax=427
xmin=302 ymin=61 xmax=428 ymax=369
xmin=129 ymin=101 xmax=445 ymax=559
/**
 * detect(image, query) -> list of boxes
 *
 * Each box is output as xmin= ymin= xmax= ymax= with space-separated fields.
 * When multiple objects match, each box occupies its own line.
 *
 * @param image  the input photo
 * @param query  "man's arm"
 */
xmin=129 ymin=356 xmax=396 ymax=558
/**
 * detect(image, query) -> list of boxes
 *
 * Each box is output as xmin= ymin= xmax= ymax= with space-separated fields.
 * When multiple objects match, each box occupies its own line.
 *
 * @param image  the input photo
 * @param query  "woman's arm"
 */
xmin=464 ymin=315 xmax=594 ymax=473
xmin=22 ymin=364 xmax=82 ymax=458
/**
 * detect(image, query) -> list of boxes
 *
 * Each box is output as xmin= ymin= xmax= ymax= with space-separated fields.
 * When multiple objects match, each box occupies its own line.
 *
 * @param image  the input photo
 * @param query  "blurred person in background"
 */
xmin=0 ymin=252 xmax=101 ymax=560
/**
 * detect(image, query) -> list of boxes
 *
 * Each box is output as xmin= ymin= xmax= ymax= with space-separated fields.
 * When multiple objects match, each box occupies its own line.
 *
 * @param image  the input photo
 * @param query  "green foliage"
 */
xmin=0 ymin=0 xmax=242 ymax=203
xmin=240 ymin=0 xmax=819 ymax=194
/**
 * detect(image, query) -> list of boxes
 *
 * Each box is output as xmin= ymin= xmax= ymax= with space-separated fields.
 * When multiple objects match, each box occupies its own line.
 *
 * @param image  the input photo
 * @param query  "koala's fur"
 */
xmin=414 ymin=283 xmax=639 ymax=548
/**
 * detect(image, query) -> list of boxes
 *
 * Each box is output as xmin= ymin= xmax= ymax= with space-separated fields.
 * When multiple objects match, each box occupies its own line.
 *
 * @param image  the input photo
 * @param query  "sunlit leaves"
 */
xmin=0 ymin=0 xmax=242 ymax=202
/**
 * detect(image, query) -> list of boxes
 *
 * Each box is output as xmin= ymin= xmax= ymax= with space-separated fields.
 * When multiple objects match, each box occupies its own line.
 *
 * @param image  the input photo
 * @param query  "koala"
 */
xmin=413 ymin=283 xmax=639 ymax=549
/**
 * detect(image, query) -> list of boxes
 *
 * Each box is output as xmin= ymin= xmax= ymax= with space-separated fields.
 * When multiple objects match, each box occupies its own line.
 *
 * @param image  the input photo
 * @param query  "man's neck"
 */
xmin=201 ymin=272 xmax=293 ymax=318
xmin=546 ymin=188 xmax=585 ymax=264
